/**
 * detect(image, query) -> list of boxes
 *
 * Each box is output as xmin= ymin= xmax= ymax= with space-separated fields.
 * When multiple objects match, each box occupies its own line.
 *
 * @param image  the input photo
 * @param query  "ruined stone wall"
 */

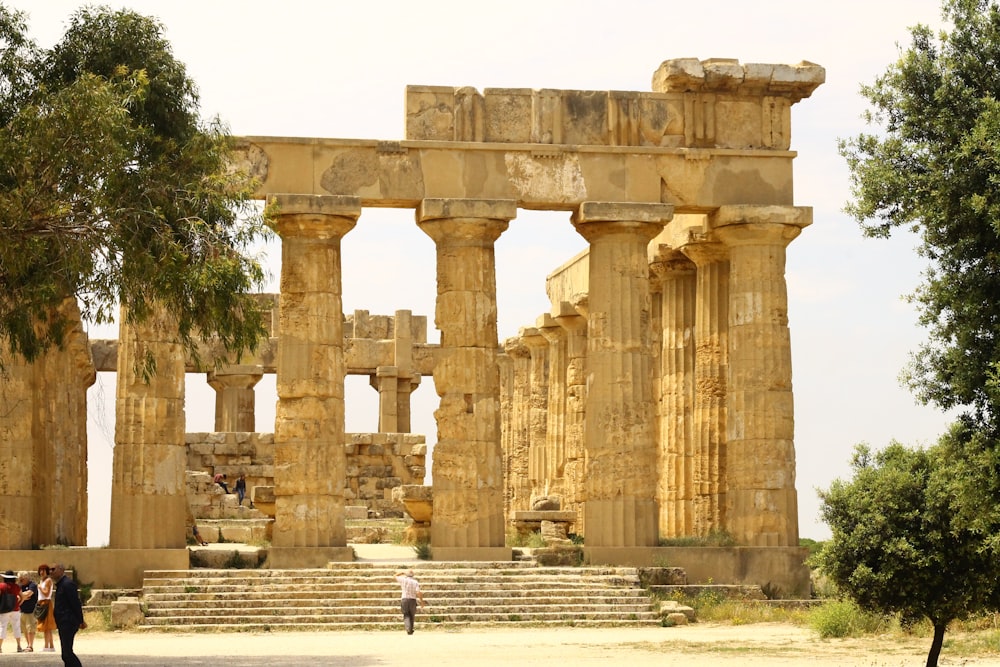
xmin=185 ymin=431 xmax=425 ymax=518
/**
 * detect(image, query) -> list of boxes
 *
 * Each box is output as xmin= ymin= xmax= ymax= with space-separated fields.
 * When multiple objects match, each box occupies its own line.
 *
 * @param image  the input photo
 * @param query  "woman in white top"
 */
xmin=35 ymin=565 xmax=55 ymax=652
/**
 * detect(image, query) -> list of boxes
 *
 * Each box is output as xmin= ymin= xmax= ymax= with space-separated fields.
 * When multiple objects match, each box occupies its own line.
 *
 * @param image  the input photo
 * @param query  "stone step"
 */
xmin=138 ymin=563 xmax=662 ymax=631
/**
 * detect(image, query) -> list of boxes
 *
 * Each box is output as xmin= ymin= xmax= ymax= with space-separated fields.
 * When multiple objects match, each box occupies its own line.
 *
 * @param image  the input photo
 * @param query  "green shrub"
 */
xmin=809 ymin=598 xmax=889 ymax=638
xmin=413 ymin=541 xmax=432 ymax=560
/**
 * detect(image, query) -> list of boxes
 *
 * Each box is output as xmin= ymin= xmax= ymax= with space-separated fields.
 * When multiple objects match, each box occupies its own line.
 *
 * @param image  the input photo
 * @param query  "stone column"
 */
xmin=417 ymin=198 xmax=516 ymax=559
xmin=0 ymin=351 xmax=37 ymax=549
xmin=680 ymin=238 xmax=730 ymax=536
xmin=538 ymin=314 xmax=568 ymax=500
xmin=45 ymin=302 xmax=95 ymax=546
xmin=519 ymin=326 xmax=549 ymax=502
xmin=269 ymin=194 xmax=359 ymax=566
xmin=553 ymin=299 xmax=588 ymax=533
xmin=207 ymin=364 xmax=264 ymax=432
xmin=571 ymin=201 xmax=672 ymax=548
xmin=502 ymin=337 xmax=532 ymax=517
xmin=649 ymin=249 xmax=697 ymax=538
xmin=110 ymin=304 xmax=187 ymax=549
xmin=372 ymin=366 xmax=401 ymax=432
xmin=371 ymin=309 xmax=422 ymax=433
xmin=714 ymin=205 xmax=811 ymax=546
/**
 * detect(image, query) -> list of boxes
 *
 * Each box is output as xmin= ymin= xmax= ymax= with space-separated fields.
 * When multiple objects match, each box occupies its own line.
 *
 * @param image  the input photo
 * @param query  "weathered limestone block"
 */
xmin=110 ymin=597 xmax=144 ymax=628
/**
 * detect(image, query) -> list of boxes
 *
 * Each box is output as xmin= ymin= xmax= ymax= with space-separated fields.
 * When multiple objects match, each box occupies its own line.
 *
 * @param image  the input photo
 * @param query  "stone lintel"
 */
xmin=376 ymin=365 xmax=399 ymax=378
xmin=512 ymin=510 xmax=576 ymax=523
xmin=267 ymin=546 xmax=355 ymax=569
xmin=431 ymin=546 xmax=513 ymax=562
xmin=417 ymin=198 xmax=518 ymax=222
xmin=239 ymin=138 xmax=797 ymax=211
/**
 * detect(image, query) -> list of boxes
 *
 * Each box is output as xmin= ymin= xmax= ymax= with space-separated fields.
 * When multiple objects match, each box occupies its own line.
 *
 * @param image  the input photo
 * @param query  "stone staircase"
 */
xmin=137 ymin=562 xmax=663 ymax=631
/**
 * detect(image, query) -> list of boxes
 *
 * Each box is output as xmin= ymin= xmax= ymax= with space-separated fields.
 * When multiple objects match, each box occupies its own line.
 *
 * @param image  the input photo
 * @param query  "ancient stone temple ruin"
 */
xmin=0 ymin=58 xmax=823 ymax=592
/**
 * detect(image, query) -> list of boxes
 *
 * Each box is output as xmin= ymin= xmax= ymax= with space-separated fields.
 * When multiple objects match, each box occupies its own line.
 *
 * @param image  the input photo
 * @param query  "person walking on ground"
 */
xmin=0 ymin=570 xmax=25 ymax=653
xmin=234 ymin=474 xmax=247 ymax=506
xmin=393 ymin=569 xmax=427 ymax=635
xmin=36 ymin=564 xmax=56 ymax=652
xmin=16 ymin=572 xmax=36 ymax=652
xmin=51 ymin=564 xmax=86 ymax=667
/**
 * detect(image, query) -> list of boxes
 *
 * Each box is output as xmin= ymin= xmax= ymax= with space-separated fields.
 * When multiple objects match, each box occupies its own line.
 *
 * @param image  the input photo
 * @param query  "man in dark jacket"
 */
xmin=51 ymin=564 xmax=85 ymax=667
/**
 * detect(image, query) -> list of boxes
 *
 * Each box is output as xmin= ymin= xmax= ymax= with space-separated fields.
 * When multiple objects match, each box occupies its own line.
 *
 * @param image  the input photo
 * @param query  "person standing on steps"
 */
xmin=234 ymin=474 xmax=247 ymax=506
xmin=393 ymin=569 xmax=427 ymax=635
xmin=51 ymin=564 xmax=85 ymax=667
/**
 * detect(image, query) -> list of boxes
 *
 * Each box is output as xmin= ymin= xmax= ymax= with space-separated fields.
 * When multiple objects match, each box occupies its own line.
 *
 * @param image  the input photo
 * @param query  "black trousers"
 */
xmin=57 ymin=623 xmax=82 ymax=667
xmin=401 ymin=597 xmax=418 ymax=633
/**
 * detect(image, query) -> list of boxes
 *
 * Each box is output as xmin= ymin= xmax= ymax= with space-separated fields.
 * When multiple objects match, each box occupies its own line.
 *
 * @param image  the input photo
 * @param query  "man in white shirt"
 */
xmin=393 ymin=569 xmax=427 ymax=635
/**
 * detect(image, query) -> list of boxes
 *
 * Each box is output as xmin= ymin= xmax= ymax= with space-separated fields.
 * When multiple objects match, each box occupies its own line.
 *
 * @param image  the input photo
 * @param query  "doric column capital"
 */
xmin=571 ymin=201 xmax=673 ymax=243
xmin=649 ymin=247 xmax=696 ymax=280
xmin=207 ymin=364 xmax=265 ymax=391
xmin=536 ymin=314 xmax=565 ymax=345
xmin=416 ymin=198 xmax=516 ymax=245
xmin=268 ymin=194 xmax=361 ymax=239
xmin=711 ymin=205 xmax=812 ymax=247
xmin=503 ymin=336 xmax=530 ymax=359
xmin=519 ymin=326 xmax=548 ymax=352
xmin=679 ymin=240 xmax=728 ymax=266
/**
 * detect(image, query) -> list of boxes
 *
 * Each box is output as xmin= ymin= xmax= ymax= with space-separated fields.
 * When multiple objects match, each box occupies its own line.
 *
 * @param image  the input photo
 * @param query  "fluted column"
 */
xmin=553 ymin=300 xmax=588 ymax=532
xmin=0 ymin=350 xmax=36 ymax=549
xmin=538 ymin=315 xmax=568 ymax=500
xmin=269 ymin=194 xmax=359 ymax=564
xmin=714 ymin=205 xmax=811 ymax=546
xmin=520 ymin=326 xmax=549 ymax=502
xmin=649 ymin=249 xmax=697 ymax=538
xmin=571 ymin=201 xmax=672 ymax=547
xmin=680 ymin=239 xmax=730 ymax=536
xmin=418 ymin=198 xmax=516 ymax=555
xmin=45 ymin=301 xmax=94 ymax=546
xmin=207 ymin=365 xmax=264 ymax=432
xmin=110 ymin=304 xmax=187 ymax=549
xmin=501 ymin=337 xmax=532 ymax=517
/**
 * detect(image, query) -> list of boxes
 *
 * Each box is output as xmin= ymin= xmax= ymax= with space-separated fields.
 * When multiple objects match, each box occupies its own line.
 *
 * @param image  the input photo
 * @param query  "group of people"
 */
xmin=0 ymin=563 xmax=86 ymax=666
xmin=214 ymin=472 xmax=252 ymax=507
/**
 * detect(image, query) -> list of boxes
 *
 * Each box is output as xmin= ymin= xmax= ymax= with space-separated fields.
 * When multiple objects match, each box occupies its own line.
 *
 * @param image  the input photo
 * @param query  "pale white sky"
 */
xmin=16 ymin=0 xmax=952 ymax=545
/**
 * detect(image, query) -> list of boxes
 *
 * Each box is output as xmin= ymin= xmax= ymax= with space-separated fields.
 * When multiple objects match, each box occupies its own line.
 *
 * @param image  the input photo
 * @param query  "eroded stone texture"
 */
xmin=572 ymin=202 xmax=673 ymax=548
xmin=418 ymin=198 xmax=515 ymax=549
xmin=649 ymin=248 xmax=697 ymax=538
xmin=270 ymin=194 xmax=360 ymax=550
xmin=519 ymin=326 xmax=550 ymax=505
xmin=714 ymin=205 xmax=811 ymax=546
xmin=110 ymin=304 xmax=187 ymax=549
xmin=553 ymin=301 xmax=588 ymax=535
xmin=501 ymin=337 xmax=532 ymax=520
xmin=680 ymin=238 xmax=730 ymax=534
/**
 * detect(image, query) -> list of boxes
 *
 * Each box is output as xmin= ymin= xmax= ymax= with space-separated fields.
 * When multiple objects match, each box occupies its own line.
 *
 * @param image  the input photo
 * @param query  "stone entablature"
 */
xmin=407 ymin=59 xmax=822 ymax=150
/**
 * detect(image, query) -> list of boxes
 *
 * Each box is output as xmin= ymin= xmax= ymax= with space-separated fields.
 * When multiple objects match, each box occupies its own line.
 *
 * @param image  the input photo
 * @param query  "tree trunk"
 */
xmin=926 ymin=623 xmax=946 ymax=667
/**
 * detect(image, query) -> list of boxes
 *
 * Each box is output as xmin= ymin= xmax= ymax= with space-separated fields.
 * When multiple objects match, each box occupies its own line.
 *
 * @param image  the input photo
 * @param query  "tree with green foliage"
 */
xmin=818 ymin=440 xmax=1000 ymax=667
xmin=828 ymin=2 xmax=1000 ymax=664
xmin=840 ymin=0 xmax=1000 ymax=433
xmin=0 ymin=4 xmax=271 ymax=368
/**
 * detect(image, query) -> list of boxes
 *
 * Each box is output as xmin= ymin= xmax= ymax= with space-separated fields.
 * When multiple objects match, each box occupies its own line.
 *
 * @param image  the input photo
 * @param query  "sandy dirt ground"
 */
xmin=6 ymin=623 xmax=999 ymax=666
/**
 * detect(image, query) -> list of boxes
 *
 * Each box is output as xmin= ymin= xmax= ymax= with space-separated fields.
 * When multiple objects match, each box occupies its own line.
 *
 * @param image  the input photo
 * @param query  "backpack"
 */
xmin=0 ymin=587 xmax=15 ymax=613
